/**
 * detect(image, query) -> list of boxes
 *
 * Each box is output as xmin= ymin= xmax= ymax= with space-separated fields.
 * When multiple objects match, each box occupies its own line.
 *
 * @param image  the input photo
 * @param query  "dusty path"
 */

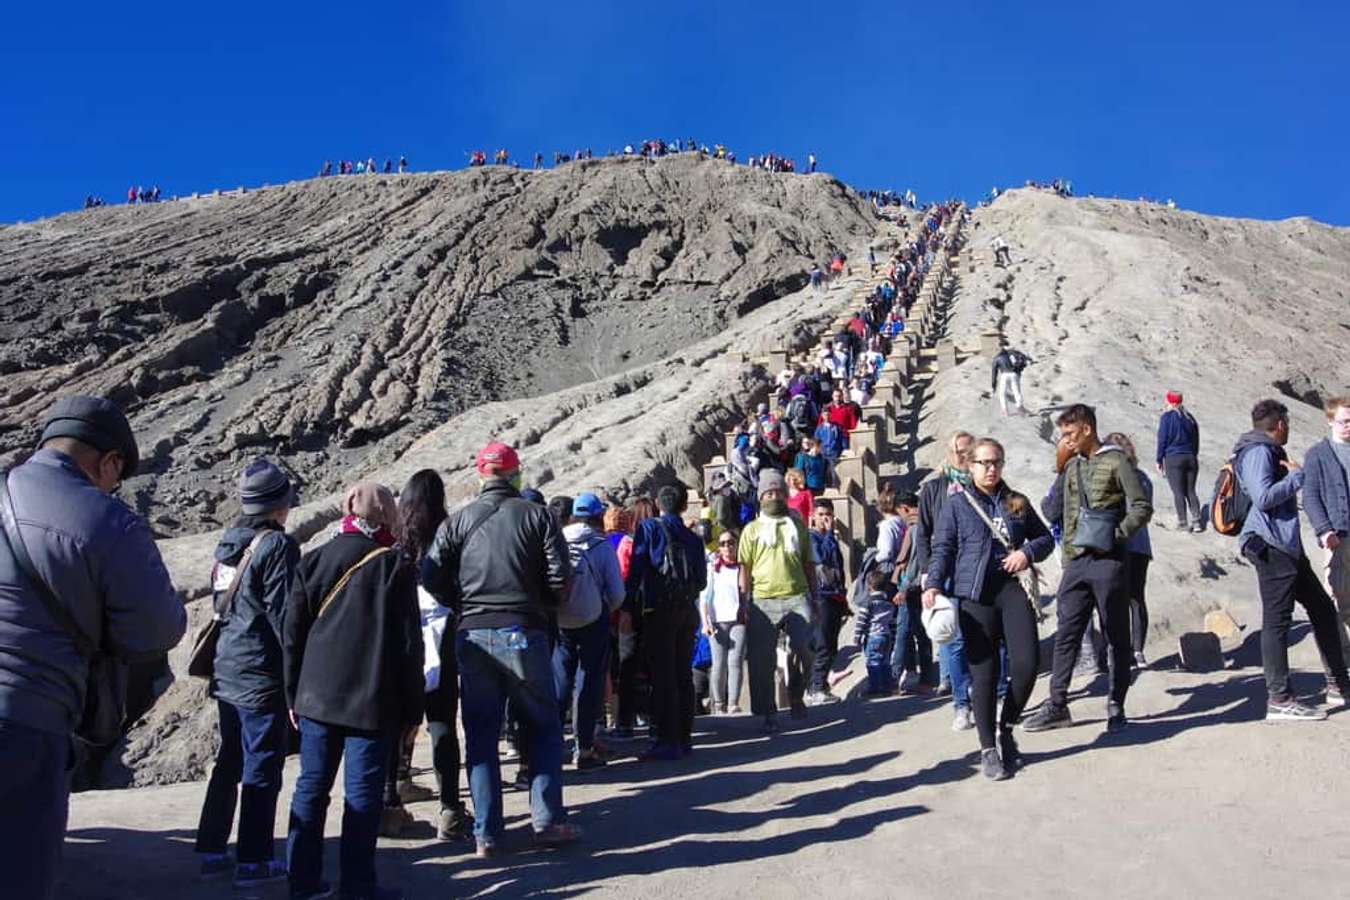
xmin=65 ymin=638 xmax=1350 ymax=899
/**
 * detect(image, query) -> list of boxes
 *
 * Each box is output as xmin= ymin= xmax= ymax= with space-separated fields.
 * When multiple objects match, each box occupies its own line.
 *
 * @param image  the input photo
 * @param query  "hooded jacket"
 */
xmin=210 ymin=522 xmax=300 ymax=710
xmin=1305 ymin=437 xmax=1350 ymax=541
xmin=558 ymin=522 xmax=625 ymax=630
xmin=0 ymin=450 xmax=186 ymax=736
xmin=1233 ymin=430 xmax=1303 ymax=558
xmin=422 ymin=479 xmax=569 ymax=631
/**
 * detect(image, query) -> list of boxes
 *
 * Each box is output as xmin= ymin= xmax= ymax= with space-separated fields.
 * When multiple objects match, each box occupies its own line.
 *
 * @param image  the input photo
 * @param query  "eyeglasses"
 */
xmin=970 ymin=458 xmax=1005 ymax=469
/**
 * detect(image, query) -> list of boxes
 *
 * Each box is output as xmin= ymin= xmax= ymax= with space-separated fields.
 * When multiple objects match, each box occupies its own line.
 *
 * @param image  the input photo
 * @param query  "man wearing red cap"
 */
xmin=1155 ymin=391 xmax=1203 ymax=532
xmin=423 ymin=442 xmax=577 ymax=856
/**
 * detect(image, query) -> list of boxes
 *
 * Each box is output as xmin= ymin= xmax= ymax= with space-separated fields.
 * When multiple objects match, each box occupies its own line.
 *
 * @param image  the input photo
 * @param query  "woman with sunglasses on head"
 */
xmin=700 ymin=531 xmax=748 ymax=715
xmin=924 ymin=438 xmax=1054 ymax=780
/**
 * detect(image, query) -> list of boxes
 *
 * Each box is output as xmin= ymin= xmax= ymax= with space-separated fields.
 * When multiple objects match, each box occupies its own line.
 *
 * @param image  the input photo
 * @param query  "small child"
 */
xmin=854 ymin=568 xmax=897 ymax=696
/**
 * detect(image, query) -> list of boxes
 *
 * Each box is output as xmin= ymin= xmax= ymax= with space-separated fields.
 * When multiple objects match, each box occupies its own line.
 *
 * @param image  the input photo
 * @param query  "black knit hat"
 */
xmin=238 ymin=457 xmax=298 ymax=514
xmin=38 ymin=395 xmax=139 ymax=478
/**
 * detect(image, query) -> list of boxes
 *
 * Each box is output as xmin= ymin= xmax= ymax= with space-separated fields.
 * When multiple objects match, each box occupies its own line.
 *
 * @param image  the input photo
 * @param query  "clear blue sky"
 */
xmin=3 ymin=1 xmax=1347 ymax=225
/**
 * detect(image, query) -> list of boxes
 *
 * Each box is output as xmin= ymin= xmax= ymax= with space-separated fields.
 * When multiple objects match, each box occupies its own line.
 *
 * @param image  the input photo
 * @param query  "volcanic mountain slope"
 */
xmin=0 ymin=156 xmax=875 ymax=534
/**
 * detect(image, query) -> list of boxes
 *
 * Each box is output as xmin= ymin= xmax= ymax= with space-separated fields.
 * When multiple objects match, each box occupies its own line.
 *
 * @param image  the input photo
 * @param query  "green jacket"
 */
xmin=1061 ymin=447 xmax=1153 ymax=560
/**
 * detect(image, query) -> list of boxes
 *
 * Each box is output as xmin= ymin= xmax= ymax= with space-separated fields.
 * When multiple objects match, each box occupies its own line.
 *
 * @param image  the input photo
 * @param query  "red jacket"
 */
xmin=828 ymin=402 xmax=859 ymax=433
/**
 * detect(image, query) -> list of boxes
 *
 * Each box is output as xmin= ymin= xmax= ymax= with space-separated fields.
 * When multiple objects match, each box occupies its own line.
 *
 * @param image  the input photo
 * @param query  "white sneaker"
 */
xmin=952 ymin=707 xmax=975 ymax=731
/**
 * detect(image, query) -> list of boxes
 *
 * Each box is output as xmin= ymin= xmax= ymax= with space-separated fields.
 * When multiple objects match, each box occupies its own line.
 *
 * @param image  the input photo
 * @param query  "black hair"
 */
xmin=656 ymin=484 xmax=684 ymax=514
xmin=1251 ymin=398 xmax=1289 ymax=432
xmin=1056 ymin=403 xmax=1097 ymax=431
xmin=397 ymin=469 xmax=447 ymax=562
xmin=867 ymin=568 xmax=887 ymax=591
xmin=815 ymin=498 xmax=834 ymax=513
xmin=548 ymin=496 xmax=574 ymax=527
xmin=897 ymin=492 xmax=920 ymax=508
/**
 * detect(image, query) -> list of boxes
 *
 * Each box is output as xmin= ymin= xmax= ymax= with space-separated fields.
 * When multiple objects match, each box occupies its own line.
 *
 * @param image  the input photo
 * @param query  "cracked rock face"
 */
xmin=0 ymin=156 xmax=875 ymax=536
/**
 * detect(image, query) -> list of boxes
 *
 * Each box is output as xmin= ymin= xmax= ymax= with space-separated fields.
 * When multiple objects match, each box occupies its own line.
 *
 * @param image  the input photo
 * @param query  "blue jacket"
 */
xmin=814 ymin=422 xmax=845 ymax=462
xmin=625 ymin=513 xmax=707 ymax=611
xmin=0 ymin=450 xmax=186 ymax=736
xmin=1304 ymin=438 xmax=1350 ymax=541
xmin=810 ymin=529 xmax=846 ymax=601
xmin=926 ymin=484 xmax=1054 ymax=602
xmin=211 ymin=523 xmax=301 ymax=711
xmin=1235 ymin=430 xmax=1304 ymax=558
xmin=1155 ymin=409 xmax=1200 ymax=466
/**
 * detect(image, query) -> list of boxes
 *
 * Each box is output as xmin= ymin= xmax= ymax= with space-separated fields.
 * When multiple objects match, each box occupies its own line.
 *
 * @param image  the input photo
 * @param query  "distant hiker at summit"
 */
xmin=991 ymin=345 xmax=1032 ymax=416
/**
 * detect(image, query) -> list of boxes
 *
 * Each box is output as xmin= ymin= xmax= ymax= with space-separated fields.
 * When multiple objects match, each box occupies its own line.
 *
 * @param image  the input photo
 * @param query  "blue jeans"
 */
xmin=939 ymin=606 xmax=973 ymax=711
xmin=864 ymin=632 xmax=895 ymax=693
xmin=552 ymin=614 xmax=611 ymax=754
xmin=891 ymin=591 xmax=936 ymax=684
xmin=195 ymin=699 xmax=287 ymax=861
xmin=286 ymin=717 xmax=391 ymax=896
xmin=0 ymin=719 xmax=69 ymax=900
xmin=457 ymin=627 xmax=565 ymax=842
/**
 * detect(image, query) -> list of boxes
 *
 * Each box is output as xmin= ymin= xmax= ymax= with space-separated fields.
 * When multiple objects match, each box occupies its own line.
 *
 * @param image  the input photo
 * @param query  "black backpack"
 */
xmin=787 ymin=394 xmax=815 ymax=433
xmin=1009 ymin=350 xmax=1031 ymax=372
xmin=652 ymin=519 xmax=699 ymax=600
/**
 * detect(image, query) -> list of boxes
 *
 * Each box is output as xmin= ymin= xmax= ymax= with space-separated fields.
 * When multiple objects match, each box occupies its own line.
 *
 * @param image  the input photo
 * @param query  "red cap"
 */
xmin=476 ymin=442 xmax=520 ymax=476
xmin=1166 ymin=391 xmax=1183 ymax=405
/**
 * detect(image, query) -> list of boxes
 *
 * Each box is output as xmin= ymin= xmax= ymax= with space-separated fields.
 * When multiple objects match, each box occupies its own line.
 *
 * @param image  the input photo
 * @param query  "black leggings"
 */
xmin=960 ymin=575 xmax=1039 ymax=750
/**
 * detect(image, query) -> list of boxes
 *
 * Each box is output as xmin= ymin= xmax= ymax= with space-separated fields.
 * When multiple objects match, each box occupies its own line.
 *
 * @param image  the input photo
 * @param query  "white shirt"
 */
xmin=702 ymin=562 xmax=743 ymax=623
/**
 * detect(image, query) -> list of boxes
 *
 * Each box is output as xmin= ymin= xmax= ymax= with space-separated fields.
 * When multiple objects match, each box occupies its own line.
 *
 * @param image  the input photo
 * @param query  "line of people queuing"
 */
xmin=320 ymin=157 xmax=408 ymax=177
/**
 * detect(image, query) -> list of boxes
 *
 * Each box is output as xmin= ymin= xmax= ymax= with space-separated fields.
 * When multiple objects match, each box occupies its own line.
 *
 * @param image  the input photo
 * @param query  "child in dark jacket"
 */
xmin=853 ymin=569 xmax=897 ymax=696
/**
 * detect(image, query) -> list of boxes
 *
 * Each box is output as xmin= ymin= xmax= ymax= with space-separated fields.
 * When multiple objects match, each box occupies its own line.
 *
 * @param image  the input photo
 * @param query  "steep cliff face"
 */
xmin=0 ymin=156 xmax=875 ymax=534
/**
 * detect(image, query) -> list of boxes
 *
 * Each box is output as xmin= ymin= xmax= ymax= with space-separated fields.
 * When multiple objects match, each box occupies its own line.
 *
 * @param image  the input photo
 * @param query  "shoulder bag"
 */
xmin=958 ymin=487 xmax=1046 ymax=623
xmin=1071 ymin=458 xmax=1121 ymax=553
xmin=0 ymin=470 xmax=128 ymax=746
xmin=187 ymin=531 xmax=268 ymax=679
xmin=317 ymin=545 xmax=394 ymax=619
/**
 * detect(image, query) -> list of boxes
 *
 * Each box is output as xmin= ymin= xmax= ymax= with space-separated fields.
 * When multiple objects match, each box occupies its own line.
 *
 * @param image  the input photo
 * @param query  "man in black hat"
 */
xmin=0 ymin=395 xmax=186 ymax=899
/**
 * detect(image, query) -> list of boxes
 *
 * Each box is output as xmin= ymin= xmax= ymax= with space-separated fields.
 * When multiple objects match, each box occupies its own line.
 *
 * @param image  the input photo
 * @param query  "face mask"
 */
xmin=762 ymin=498 xmax=788 ymax=516
xmin=479 ymin=472 xmax=525 ymax=491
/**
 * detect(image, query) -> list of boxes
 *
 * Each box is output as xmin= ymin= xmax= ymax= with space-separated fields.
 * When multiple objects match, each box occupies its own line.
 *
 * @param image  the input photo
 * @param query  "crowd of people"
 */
xmin=320 ymin=157 xmax=409 ymax=177
xmin=460 ymin=139 xmax=819 ymax=177
xmin=3 ymin=191 xmax=1349 ymax=899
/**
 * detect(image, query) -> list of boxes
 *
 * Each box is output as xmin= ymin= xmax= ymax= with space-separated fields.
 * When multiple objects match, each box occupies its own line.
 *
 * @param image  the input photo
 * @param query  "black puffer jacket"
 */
xmin=423 ymin=479 xmax=569 ymax=632
xmin=283 ymin=532 xmax=424 ymax=732
xmin=211 ymin=521 xmax=300 ymax=711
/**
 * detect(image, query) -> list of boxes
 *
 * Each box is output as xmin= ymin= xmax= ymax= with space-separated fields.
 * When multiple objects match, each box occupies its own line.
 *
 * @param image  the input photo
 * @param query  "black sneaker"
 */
xmin=1105 ymin=703 xmax=1127 ymax=733
xmin=1267 ymin=698 xmax=1327 ymax=721
xmin=1021 ymin=704 xmax=1073 ymax=732
xmin=980 ymin=748 xmax=1009 ymax=781
xmin=997 ymin=726 xmax=1022 ymax=770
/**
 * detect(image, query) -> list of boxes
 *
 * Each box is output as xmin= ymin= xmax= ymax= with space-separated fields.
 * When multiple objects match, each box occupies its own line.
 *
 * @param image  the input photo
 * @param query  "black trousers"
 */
xmin=615 ymin=616 xmax=645 ymax=727
xmin=425 ymin=655 xmax=463 ymax=809
xmin=1242 ymin=538 xmax=1348 ymax=701
xmin=1163 ymin=453 xmax=1202 ymax=526
xmin=1085 ymin=551 xmax=1151 ymax=660
xmin=809 ymin=599 xmax=849 ymax=691
xmin=961 ymin=576 xmax=1039 ymax=749
xmin=1050 ymin=554 xmax=1132 ymax=709
xmin=644 ymin=603 xmax=697 ymax=746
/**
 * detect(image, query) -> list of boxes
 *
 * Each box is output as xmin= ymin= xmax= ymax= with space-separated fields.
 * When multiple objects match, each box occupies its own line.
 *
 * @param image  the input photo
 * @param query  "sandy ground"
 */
xmin=65 ymin=631 xmax=1350 ymax=900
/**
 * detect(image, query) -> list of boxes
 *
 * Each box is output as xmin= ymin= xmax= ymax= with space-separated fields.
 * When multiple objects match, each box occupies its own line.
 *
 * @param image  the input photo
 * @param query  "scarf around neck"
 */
xmin=754 ymin=512 xmax=799 ymax=554
xmin=336 ymin=514 xmax=397 ymax=547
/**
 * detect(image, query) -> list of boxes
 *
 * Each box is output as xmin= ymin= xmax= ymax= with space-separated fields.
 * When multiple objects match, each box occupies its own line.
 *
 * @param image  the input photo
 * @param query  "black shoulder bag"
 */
xmin=1071 ymin=458 xmax=1121 ymax=554
xmin=0 ymin=470 xmax=127 ymax=746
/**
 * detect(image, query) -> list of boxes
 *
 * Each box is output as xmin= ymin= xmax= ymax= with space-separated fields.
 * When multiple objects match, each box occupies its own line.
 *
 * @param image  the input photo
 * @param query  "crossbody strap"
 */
xmin=316 ymin=545 xmax=394 ymax=619
xmin=958 ymin=486 xmax=1013 ymax=551
xmin=0 ymin=469 xmax=96 ymax=657
xmin=459 ymin=497 xmax=506 ymax=559
xmin=214 ymin=531 xmax=269 ymax=618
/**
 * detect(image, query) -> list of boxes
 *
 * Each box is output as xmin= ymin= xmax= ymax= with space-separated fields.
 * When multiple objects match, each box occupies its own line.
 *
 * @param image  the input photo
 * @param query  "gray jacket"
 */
xmin=1305 ymin=438 xmax=1350 ymax=542
xmin=1234 ymin=431 xmax=1304 ymax=558
xmin=557 ymin=523 xmax=624 ymax=630
xmin=0 ymin=450 xmax=186 ymax=735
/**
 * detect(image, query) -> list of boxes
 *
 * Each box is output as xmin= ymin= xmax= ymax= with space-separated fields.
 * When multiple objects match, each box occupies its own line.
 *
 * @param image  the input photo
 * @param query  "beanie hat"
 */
xmin=759 ymin=470 xmax=787 ymax=498
xmin=1166 ymin=391 xmax=1183 ymax=405
xmin=573 ymin=492 xmax=606 ymax=518
xmin=476 ymin=441 xmax=520 ymax=476
xmin=343 ymin=481 xmax=398 ymax=528
xmin=39 ymin=395 xmax=139 ymax=478
xmin=238 ymin=457 xmax=297 ymax=514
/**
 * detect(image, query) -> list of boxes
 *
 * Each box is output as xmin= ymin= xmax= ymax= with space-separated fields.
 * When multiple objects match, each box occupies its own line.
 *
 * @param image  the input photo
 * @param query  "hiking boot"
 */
xmin=1267 ymin=698 xmax=1326 ymax=721
xmin=234 ymin=860 xmax=287 ymax=888
xmin=436 ymin=804 xmax=470 ymax=841
xmin=1022 ymin=704 xmax=1073 ymax=732
xmin=637 ymin=742 xmax=681 ymax=761
xmin=1105 ymin=703 xmax=1128 ymax=734
xmin=378 ymin=805 xmax=415 ymax=838
xmin=293 ymin=883 xmax=335 ymax=900
xmin=474 ymin=840 xmax=497 ymax=859
xmin=396 ymin=778 xmax=435 ymax=804
xmin=534 ymin=823 xmax=583 ymax=847
xmin=805 ymin=689 xmax=839 ymax=706
xmin=727 ymin=705 xmax=743 ymax=715
xmin=980 ymin=748 xmax=1009 ymax=781
xmin=951 ymin=707 xmax=974 ymax=731
xmin=997 ymin=726 xmax=1022 ymax=770
xmin=197 ymin=852 xmax=233 ymax=881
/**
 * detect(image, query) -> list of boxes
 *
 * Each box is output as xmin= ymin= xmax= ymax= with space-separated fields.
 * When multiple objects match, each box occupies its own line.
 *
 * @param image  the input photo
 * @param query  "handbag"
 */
xmin=1071 ymin=458 xmax=1121 ymax=553
xmin=187 ymin=531 xmax=268 ymax=679
xmin=958 ymin=487 xmax=1046 ymax=623
xmin=0 ymin=470 xmax=128 ymax=747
